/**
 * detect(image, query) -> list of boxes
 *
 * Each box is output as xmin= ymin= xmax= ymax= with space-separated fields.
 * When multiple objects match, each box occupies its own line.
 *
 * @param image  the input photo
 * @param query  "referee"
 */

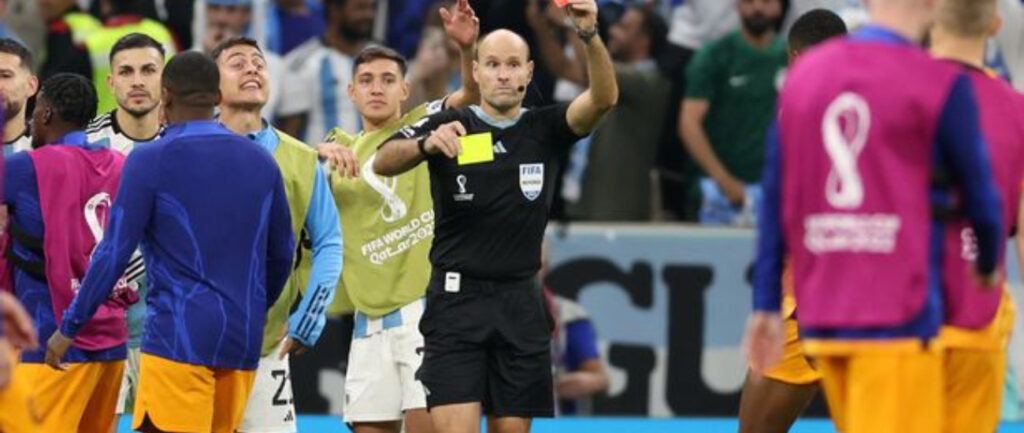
xmin=373 ymin=0 xmax=617 ymax=432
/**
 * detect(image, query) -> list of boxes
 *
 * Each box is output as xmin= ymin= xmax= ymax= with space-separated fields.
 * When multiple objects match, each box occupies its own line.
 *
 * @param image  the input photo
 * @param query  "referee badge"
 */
xmin=519 ymin=163 xmax=544 ymax=201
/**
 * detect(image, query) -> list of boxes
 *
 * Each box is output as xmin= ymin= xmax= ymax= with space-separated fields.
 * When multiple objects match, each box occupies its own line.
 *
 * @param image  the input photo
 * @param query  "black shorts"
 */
xmin=418 ymin=271 xmax=554 ymax=417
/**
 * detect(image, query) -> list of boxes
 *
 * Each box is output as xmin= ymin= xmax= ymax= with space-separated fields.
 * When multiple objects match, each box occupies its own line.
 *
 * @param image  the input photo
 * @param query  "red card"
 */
xmin=552 ymin=0 xmax=570 ymax=8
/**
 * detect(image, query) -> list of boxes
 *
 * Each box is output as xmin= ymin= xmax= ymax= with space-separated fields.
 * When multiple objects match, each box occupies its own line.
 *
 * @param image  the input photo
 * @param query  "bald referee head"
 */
xmin=161 ymin=51 xmax=222 ymax=123
xmin=474 ymin=29 xmax=533 ymax=113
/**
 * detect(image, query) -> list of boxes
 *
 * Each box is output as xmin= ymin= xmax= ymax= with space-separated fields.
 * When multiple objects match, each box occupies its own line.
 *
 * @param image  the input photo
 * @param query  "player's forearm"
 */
xmin=681 ymin=115 xmax=731 ymax=182
xmin=374 ymin=139 xmax=427 ymax=176
xmin=289 ymin=177 xmax=343 ymax=346
xmin=582 ymin=36 xmax=618 ymax=112
xmin=532 ymin=18 xmax=586 ymax=85
xmin=752 ymin=126 xmax=784 ymax=312
xmin=61 ymin=237 xmax=131 ymax=338
xmin=447 ymin=44 xmax=481 ymax=109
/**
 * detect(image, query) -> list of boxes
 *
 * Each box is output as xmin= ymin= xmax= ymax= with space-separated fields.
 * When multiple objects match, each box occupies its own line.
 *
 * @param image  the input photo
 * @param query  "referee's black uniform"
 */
xmin=386 ymin=103 xmax=583 ymax=417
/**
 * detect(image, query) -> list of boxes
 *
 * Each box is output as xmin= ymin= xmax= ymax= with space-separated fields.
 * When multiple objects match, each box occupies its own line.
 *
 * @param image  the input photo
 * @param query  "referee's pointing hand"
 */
xmin=425 ymin=121 xmax=467 ymax=159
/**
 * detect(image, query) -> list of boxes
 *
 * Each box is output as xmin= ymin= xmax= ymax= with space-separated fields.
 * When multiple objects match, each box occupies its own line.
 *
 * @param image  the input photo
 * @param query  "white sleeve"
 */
xmin=277 ymin=52 xmax=316 ymax=117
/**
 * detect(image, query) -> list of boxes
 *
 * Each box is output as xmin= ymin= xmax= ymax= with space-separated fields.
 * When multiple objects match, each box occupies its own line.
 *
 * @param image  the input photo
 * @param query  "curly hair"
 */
xmin=39 ymin=73 xmax=98 ymax=129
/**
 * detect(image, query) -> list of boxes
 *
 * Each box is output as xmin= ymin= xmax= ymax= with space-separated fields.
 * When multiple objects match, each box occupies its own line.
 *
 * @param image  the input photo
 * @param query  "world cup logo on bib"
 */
xmin=822 ymin=92 xmax=870 ymax=209
xmin=519 ymin=163 xmax=544 ymax=201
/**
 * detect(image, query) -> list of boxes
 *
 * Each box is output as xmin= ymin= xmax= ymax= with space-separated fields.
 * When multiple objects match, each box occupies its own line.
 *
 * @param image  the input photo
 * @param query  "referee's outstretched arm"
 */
xmin=563 ymin=0 xmax=618 ymax=136
xmin=373 ymin=0 xmax=617 ymax=176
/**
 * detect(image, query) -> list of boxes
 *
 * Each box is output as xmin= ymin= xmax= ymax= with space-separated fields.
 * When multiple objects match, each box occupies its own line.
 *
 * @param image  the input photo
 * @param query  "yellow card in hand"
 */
xmin=457 ymin=133 xmax=495 ymax=165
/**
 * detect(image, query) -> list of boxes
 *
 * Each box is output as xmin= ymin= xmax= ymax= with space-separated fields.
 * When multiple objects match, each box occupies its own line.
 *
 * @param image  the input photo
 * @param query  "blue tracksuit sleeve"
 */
xmin=753 ymin=121 xmax=785 ymax=312
xmin=936 ymin=74 xmax=1003 ymax=275
xmin=287 ymin=163 xmax=342 ymax=347
xmin=61 ymin=148 xmax=156 ymax=338
xmin=265 ymin=170 xmax=296 ymax=310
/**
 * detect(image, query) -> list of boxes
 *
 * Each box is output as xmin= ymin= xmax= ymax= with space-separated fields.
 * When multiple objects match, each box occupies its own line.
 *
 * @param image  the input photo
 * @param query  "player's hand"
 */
xmin=566 ymin=0 xmax=598 ymax=34
xmin=278 ymin=336 xmax=311 ymax=360
xmin=0 ymin=292 xmax=37 ymax=351
xmin=716 ymin=174 xmax=747 ymax=206
xmin=424 ymin=121 xmax=467 ymax=159
xmin=316 ymin=142 xmax=360 ymax=179
xmin=555 ymin=372 xmax=600 ymax=399
xmin=0 ymin=338 xmax=12 ymax=390
xmin=743 ymin=311 xmax=785 ymax=375
xmin=44 ymin=331 xmax=72 ymax=371
xmin=440 ymin=0 xmax=479 ymax=51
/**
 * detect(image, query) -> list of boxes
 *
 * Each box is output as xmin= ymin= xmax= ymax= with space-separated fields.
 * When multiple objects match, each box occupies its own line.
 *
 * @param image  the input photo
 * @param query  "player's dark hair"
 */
xmin=633 ymin=6 xmax=668 ymax=58
xmin=162 ymin=51 xmax=220 ymax=106
xmin=109 ymin=33 xmax=166 ymax=65
xmin=352 ymin=45 xmax=408 ymax=77
xmin=39 ymin=73 xmax=98 ymax=129
xmin=788 ymin=9 xmax=848 ymax=54
xmin=0 ymin=38 xmax=34 ymax=72
xmin=211 ymin=36 xmax=263 ymax=61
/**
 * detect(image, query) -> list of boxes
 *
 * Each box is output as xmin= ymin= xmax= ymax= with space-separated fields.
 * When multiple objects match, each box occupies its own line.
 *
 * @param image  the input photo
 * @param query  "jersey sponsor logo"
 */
xmin=519 ymin=164 xmax=544 ymax=201
xmin=454 ymin=174 xmax=474 ymax=202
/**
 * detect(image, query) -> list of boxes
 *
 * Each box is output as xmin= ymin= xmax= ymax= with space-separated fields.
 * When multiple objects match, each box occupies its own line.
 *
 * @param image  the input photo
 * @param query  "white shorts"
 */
xmin=240 ymin=340 xmax=297 ymax=433
xmin=344 ymin=299 xmax=427 ymax=423
xmin=115 ymin=347 xmax=141 ymax=414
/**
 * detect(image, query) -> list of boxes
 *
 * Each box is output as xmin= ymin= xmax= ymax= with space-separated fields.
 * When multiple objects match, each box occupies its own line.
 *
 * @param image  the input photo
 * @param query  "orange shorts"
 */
xmin=808 ymin=339 xmax=943 ymax=433
xmin=0 ymin=350 xmax=39 ymax=432
xmin=762 ymin=317 xmax=821 ymax=385
xmin=15 ymin=360 xmax=124 ymax=433
xmin=133 ymin=353 xmax=256 ymax=433
xmin=939 ymin=288 xmax=1016 ymax=433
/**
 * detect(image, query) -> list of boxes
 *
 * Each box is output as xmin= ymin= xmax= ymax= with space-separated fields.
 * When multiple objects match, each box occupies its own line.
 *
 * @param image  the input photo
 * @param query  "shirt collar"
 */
xmin=52 ymin=131 xmax=92 ymax=148
xmin=469 ymin=105 xmax=529 ymax=129
xmin=851 ymin=25 xmax=916 ymax=46
xmin=247 ymin=119 xmax=280 ymax=151
xmin=164 ymin=120 xmax=228 ymax=137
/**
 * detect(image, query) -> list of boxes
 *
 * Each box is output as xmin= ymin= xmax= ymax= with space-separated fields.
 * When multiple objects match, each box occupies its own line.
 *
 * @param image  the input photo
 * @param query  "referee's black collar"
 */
xmin=469 ymin=105 xmax=529 ymax=129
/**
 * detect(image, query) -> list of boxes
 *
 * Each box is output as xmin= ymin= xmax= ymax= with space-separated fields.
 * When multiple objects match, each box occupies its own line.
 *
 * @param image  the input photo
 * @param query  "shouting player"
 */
xmin=213 ymin=36 xmax=344 ymax=433
xmin=48 ymin=52 xmax=296 ymax=433
xmin=931 ymin=0 xmax=1024 ymax=431
xmin=746 ymin=0 xmax=1004 ymax=432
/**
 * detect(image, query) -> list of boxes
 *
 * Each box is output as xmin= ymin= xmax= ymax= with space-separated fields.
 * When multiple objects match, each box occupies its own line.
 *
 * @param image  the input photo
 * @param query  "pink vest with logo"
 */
xmin=779 ymin=39 xmax=960 ymax=329
xmin=30 ymin=145 xmax=132 ymax=350
xmin=942 ymin=68 xmax=1024 ymax=328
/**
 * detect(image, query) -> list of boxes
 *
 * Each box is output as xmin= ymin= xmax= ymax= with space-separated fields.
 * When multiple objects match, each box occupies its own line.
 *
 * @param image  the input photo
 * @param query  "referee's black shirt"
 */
xmin=387 ymin=104 xmax=583 ymax=281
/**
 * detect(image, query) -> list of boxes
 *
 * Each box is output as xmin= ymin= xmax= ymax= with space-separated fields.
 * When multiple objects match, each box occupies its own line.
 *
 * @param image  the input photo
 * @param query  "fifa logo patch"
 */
xmin=454 ymin=174 xmax=474 ymax=202
xmin=519 ymin=164 xmax=543 ymax=201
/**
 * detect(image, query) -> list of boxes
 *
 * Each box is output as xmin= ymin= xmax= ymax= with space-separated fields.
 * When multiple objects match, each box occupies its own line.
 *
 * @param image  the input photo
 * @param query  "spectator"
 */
xmin=264 ymin=0 xmax=326 ymax=55
xmin=384 ymin=0 xmax=437 ymax=58
xmin=81 ymin=0 xmax=177 ymax=113
xmin=667 ymin=0 xmax=739 ymax=51
xmin=0 ymin=0 xmax=20 ymax=42
xmin=548 ymin=291 xmax=609 ymax=415
xmin=540 ymin=242 xmax=609 ymax=415
xmin=278 ymin=0 xmax=373 ymax=143
xmin=199 ymin=0 xmax=285 ymax=120
xmin=39 ymin=0 xmax=101 ymax=81
xmin=678 ymin=0 xmax=786 ymax=226
xmin=996 ymin=0 xmax=1024 ymax=91
xmin=7 ymin=0 xmax=45 ymax=59
xmin=534 ymin=5 xmax=670 ymax=221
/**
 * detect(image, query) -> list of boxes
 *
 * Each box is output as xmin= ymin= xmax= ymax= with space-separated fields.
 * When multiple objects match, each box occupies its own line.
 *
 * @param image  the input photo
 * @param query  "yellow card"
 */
xmin=457 ymin=133 xmax=495 ymax=165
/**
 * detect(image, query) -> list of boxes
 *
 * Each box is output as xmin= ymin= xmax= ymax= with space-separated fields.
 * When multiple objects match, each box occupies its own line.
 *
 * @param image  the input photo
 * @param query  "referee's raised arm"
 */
xmin=564 ymin=0 xmax=618 ymax=136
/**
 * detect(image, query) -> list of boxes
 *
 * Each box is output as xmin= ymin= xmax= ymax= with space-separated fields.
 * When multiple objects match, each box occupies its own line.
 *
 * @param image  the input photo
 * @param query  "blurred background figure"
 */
xmin=679 ymin=0 xmax=786 ymax=226
xmin=279 ymin=0 xmax=375 ymax=143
